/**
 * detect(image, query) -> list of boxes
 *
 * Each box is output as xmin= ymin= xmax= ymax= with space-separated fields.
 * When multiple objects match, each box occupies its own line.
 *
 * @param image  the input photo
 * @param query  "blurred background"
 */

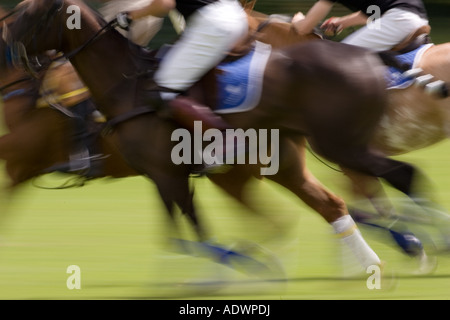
xmin=1 ymin=0 xmax=450 ymax=300
xmin=2 ymin=0 xmax=449 ymax=45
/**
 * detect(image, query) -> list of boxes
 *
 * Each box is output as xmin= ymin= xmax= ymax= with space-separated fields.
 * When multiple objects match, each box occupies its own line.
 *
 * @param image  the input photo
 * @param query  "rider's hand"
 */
xmin=321 ymin=17 xmax=344 ymax=37
xmin=292 ymin=12 xmax=306 ymax=24
xmin=116 ymin=12 xmax=132 ymax=30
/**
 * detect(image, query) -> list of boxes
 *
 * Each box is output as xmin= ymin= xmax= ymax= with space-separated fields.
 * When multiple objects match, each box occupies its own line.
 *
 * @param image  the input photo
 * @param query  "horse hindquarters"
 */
xmin=277 ymin=41 xmax=420 ymax=200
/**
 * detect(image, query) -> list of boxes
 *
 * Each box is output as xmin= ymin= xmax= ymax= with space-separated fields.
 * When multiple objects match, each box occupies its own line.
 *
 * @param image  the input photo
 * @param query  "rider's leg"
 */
xmin=154 ymin=0 xmax=247 ymax=127
xmin=341 ymin=8 xmax=429 ymax=51
xmin=154 ymin=0 xmax=248 ymax=169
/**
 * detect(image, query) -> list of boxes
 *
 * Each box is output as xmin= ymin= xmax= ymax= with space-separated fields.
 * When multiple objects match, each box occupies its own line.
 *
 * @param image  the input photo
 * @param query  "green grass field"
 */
xmin=0 ymin=138 xmax=450 ymax=300
xmin=1 ymin=0 xmax=449 ymax=301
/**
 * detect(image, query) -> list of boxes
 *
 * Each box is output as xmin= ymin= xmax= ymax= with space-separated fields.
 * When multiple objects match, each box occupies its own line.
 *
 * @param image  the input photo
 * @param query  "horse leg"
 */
xmin=207 ymin=164 xmax=292 ymax=239
xmin=151 ymin=173 xmax=207 ymax=243
xmin=341 ymin=167 xmax=435 ymax=268
xmin=153 ymin=172 xmax=282 ymax=277
xmin=267 ymin=137 xmax=381 ymax=271
xmin=331 ymin=146 xmax=428 ymax=202
xmin=341 ymin=167 xmax=395 ymax=217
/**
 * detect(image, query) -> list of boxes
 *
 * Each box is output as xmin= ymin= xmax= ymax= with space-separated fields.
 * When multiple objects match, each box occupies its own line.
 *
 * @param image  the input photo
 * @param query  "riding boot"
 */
xmin=166 ymin=96 xmax=243 ymax=173
xmin=167 ymin=96 xmax=231 ymax=132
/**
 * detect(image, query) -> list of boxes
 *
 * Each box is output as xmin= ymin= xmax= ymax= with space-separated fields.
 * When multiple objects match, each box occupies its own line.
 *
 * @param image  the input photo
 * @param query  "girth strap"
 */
xmin=102 ymin=106 xmax=156 ymax=135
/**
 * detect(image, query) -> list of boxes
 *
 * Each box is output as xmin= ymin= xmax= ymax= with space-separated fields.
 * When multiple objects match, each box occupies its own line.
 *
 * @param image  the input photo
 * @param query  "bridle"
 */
xmin=0 ymin=7 xmax=40 ymax=101
xmin=5 ymin=0 xmax=161 ymax=133
xmin=6 ymin=0 xmax=122 ymax=77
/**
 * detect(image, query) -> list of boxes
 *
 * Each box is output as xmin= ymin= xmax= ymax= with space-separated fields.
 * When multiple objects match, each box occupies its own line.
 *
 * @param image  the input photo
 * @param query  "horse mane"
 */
xmin=0 ymin=7 xmax=8 ymax=18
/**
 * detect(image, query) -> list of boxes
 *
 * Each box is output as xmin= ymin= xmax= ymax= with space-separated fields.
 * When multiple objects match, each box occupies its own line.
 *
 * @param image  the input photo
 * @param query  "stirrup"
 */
xmin=190 ymin=157 xmax=233 ymax=176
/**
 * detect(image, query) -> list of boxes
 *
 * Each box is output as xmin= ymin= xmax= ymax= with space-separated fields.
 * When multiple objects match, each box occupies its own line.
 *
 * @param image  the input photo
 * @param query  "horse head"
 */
xmin=0 ymin=3 xmax=62 ymax=130
xmin=0 ymin=0 xmax=62 ymax=80
xmin=7 ymin=0 xmax=64 ymax=54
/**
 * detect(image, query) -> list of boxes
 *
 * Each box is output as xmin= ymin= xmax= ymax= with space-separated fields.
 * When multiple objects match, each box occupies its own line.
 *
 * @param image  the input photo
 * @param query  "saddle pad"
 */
xmin=214 ymin=41 xmax=272 ymax=114
xmin=386 ymin=43 xmax=434 ymax=90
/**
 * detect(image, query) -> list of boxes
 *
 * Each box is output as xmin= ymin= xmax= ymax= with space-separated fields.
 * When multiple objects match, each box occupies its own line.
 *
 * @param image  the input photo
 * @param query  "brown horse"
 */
xmin=4 ymin=0 xmax=433 ymax=276
xmin=0 ymin=4 xmax=299 ymax=275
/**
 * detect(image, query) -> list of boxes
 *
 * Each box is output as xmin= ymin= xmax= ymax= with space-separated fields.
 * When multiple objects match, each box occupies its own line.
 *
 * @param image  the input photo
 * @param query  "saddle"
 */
xmin=391 ymin=25 xmax=431 ymax=54
xmin=130 ymin=31 xmax=259 ymax=112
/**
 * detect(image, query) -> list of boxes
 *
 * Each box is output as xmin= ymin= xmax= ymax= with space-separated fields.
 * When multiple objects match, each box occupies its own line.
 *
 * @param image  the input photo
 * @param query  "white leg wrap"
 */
xmin=332 ymin=215 xmax=381 ymax=269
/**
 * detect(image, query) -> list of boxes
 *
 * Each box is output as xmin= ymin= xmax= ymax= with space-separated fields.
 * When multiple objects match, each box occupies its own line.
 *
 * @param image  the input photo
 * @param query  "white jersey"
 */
xmin=342 ymin=8 xmax=429 ymax=51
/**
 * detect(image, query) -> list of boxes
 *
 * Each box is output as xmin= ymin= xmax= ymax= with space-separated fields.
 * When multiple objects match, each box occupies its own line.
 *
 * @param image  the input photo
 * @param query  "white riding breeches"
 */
xmin=154 ymin=0 xmax=248 ymax=94
xmin=342 ymin=8 xmax=429 ymax=52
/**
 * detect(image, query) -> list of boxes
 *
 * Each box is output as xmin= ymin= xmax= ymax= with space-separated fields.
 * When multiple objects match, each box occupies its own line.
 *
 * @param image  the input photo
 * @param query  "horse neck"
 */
xmin=246 ymin=10 xmax=320 ymax=49
xmin=59 ymin=6 xmax=142 ymax=119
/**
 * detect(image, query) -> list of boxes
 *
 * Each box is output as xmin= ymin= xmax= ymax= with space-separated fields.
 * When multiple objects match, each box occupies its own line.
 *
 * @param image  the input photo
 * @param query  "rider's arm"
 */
xmin=292 ymin=0 xmax=334 ymax=35
xmin=322 ymin=11 xmax=368 ymax=30
xmin=128 ymin=0 xmax=176 ymax=19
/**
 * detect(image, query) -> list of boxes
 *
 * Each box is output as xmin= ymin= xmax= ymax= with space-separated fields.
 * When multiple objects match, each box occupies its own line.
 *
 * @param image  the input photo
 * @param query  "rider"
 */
xmin=291 ymin=0 xmax=429 ymax=52
xmin=116 ymin=0 xmax=248 ymax=168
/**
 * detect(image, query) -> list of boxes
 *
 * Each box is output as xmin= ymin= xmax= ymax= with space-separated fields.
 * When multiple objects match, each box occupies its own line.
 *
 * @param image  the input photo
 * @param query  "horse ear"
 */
xmin=240 ymin=0 xmax=257 ymax=10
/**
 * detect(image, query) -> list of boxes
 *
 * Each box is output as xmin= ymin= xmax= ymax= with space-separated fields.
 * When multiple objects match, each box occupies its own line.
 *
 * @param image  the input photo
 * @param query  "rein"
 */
xmin=0 ymin=75 xmax=31 ymax=93
xmin=9 ymin=0 xmax=159 ymax=133
xmin=55 ymin=19 xmax=118 ymax=62
xmin=9 ymin=0 xmax=119 ymax=68
xmin=0 ymin=8 xmax=17 ymax=22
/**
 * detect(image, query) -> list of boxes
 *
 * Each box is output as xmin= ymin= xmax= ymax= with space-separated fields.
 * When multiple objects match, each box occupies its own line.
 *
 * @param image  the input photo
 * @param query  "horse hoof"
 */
xmin=413 ymin=252 xmax=438 ymax=275
xmin=378 ymin=261 xmax=398 ymax=291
